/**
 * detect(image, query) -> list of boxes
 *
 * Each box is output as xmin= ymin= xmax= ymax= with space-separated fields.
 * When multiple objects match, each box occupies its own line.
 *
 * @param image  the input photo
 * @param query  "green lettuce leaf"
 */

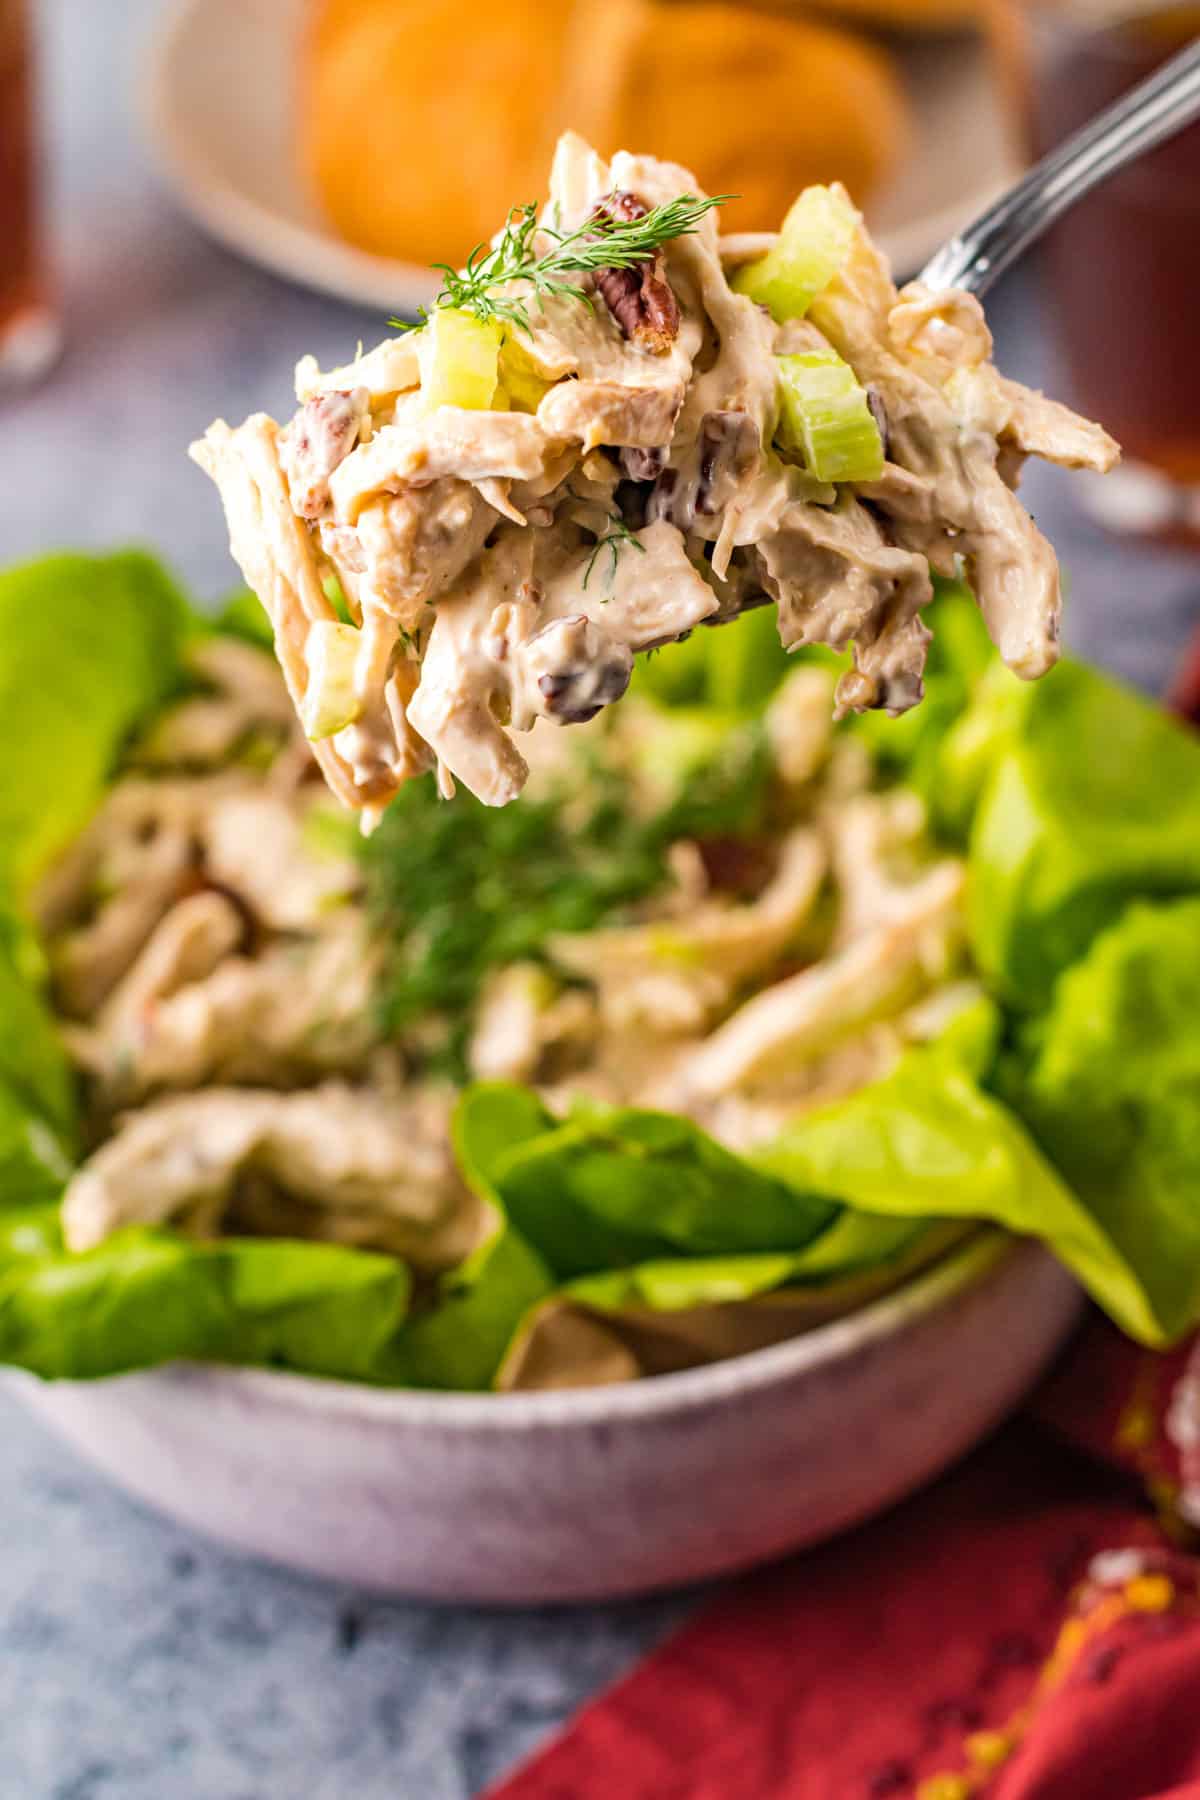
xmin=0 ymin=1221 xmax=413 ymax=1383
xmin=497 ymin=1214 xmax=971 ymax=1389
xmin=388 ymin=1225 xmax=553 ymax=1390
xmin=754 ymin=1028 xmax=1179 ymax=1344
xmin=633 ymin=599 xmax=794 ymax=712
xmin=562 ymin=1212 xmax=950 ymax=1313
xmin=851 ymin=578 xmax=995 ymax=805
xmin=0 ymin=552 xmax=191 ymax=895
xmin=456 ymin=1083 xmax=837 ymax=1280
xmin=932 ymin=658 xmax=1034 ymax=842
xmin=0 ymin=924 xmax=77 ymax=1144
xmin=0 ymin=1088 xmax=73 ymax=1210
xmin=385 ymin=1104 xmax=557 ymax=1389
xmin=211 ymin=586 xmax=275 ymax=650
xmin=1012 ymin=898 xmax=1200 ymax=1344
xmin=0 ymin=1092 xmax=556 ymax=1389
xmin=966 ymin=660 xmax=1200 ymax=1008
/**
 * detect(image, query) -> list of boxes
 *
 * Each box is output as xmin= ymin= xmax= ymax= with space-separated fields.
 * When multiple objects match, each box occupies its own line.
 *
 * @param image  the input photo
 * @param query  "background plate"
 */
xmin=141 ymin=0 xmax=1021 ymax=313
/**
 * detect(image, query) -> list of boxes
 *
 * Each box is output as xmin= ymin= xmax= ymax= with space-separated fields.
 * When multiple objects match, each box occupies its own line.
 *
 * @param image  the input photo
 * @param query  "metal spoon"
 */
xmin=920 ymin=35 xmax=1200 ymax=296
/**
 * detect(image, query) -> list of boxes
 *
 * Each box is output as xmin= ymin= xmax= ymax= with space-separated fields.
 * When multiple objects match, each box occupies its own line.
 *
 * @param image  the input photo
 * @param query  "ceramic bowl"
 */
xmin=8 ymin=1233 xmax=1080 ymax=1604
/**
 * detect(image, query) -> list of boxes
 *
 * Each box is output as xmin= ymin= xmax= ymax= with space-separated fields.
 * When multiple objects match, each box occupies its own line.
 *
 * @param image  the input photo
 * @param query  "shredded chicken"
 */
xmin=666 ymin=859 xmax=965 ymax=1104
xmin=48 ymin=616 xmax=976 ymax=1356
xmin=546 ymin=827 xmax=826 ymax=1036
xmin=62 ymin=1082 xmax=483 ymax=1272
xmin=191 ymin=134 xmax=1116 ymax=822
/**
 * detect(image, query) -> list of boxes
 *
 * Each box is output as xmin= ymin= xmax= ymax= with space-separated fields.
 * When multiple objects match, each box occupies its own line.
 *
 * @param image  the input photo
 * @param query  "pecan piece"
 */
xmin=280 ymin=388 xmax=369 ymax=520
xmin=695 ymin=410 xmax=759 ymax=516
xmin=619 ymin=445 xmax=667 ymax=482
xmin=591 ymin=190 xmax=681 ymax=355
xmin=524 ymin=614 xmax=633 ymax=725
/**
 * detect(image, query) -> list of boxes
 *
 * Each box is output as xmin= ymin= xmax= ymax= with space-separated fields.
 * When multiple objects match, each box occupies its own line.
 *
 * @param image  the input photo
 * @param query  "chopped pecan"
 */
xmin=524 ymin=614 xmax=633 ymax=725
xmin=591 ymin=191 xmax=680 ymax=356
xmin=619 ymin=445 xmax=667 ymax=482
xmin=695 ymin=411 xmax=759 ymax=516
xmin=645 ymin=412 xmax=758 ymax=530
xmin=281 ymin=388 xmax=369 ymax=519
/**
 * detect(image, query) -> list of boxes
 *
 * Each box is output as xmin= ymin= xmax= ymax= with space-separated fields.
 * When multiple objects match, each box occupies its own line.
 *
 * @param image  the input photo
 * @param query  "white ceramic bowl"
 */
xmin=9 ymin=1233 xmax=1080 ymax=1603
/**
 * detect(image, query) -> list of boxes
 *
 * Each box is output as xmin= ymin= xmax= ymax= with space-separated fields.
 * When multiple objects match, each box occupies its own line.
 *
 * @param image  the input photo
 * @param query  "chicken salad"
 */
xmin=4 ymin=552 xmax=1200 ymax=1391
xmin=192 ymin=134 xmax=1118 ymax=825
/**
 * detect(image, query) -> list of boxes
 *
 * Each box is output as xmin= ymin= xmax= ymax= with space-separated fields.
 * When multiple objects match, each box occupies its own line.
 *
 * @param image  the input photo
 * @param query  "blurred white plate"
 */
xmin=141 ymin=0 xmax=1021 ymax=313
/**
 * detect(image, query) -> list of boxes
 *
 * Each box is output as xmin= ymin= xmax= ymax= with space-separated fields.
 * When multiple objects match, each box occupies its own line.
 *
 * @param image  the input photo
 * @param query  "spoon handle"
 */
xmin=919 ymin=36 xmax=1200 ymax=296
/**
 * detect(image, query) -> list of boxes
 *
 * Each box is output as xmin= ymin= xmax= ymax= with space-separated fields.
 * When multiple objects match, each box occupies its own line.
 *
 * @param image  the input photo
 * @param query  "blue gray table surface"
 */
xmin=3 ymin=4 xmax=1198 ymax=1796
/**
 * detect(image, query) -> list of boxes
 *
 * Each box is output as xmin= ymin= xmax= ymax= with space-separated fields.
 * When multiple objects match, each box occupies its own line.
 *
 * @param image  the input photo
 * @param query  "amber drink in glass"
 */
xmin=0 ymin=0 xmax=58 ymax=387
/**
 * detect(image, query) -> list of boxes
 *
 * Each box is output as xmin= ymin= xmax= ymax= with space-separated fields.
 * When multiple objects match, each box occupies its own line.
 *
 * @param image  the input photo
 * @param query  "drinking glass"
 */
xmin=990 ymin=0 xmax=1200 ymax=543
xmin=0 ymin=0 xmax=59 ymax=387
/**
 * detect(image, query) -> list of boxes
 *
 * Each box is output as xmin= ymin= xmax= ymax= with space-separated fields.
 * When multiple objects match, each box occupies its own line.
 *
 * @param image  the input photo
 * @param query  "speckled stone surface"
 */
xmin=2 ymin=2 xmax=1198 ymax=1794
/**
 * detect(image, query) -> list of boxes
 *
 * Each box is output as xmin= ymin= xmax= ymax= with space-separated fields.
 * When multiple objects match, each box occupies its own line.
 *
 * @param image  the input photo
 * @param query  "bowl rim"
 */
xmin=73 ymin=1230 xmax=1040 ymax=1433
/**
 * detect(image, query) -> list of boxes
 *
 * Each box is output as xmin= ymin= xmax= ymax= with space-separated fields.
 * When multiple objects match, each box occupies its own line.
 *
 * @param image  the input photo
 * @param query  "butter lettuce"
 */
xmin=496 ymin=1216 xmax=968 ymax=1388
xmin=0 ymin=552 xmax=192 ymax=1162
xmin=0 ymin=552 xmax=190 ymax=896
xmin=0 ymin=1090 xmax=73 ymax=1210
xmin=455 ymin=1084 xmax=837 ymax=1280
xmin=556 ymin=1212 xmax=950 ymax=1314
xmin=0 ymin=1211 xmax=414 ymax=1383
xmin=851 ymin=578 xmax=995 ymax=806
xmin=965 ymin=660 xmax=1200 ymax=1007
xmin=462 ymin=991 xmax=1200 ymax=1349
xmin=753 ymin=1035 xmax=1169 ymax=1340
xmin=1011 ymin=899 xmax=1200 ymax=1343
xmin=0 ymin=1102 xmax=550 ymax=1387
xmin=0 ymin=926 xmax=76 ymax=1145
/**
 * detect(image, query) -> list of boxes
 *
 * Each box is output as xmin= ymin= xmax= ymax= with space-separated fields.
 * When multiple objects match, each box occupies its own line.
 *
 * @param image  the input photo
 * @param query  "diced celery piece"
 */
xmin=417 ymin=308 xmax=504 ymax=410
xmin=775 ymin=349 xmax=884 ymax=484
xmin=732 ymin=186 xmax=859 ymax=322
xmin=301 ymin=620 xmax=363 ymax=741
xmin=497 ymin=336 xmax=553 ymax=414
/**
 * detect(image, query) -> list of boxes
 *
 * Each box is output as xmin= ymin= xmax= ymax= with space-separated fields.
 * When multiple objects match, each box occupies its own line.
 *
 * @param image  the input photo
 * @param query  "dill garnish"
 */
xmin=360 ymin=727 xmax=769 ymax=1080
xmin=392 ymin=193 xmax=730 ymax=336
xmin=583 ymin=514 xmax=647 ymax=593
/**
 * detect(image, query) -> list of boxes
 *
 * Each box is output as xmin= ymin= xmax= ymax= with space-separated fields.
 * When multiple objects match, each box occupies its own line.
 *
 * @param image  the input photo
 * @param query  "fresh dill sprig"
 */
xmin=393 ymin=192 xmax=731 ymax=336
xmin=359 ymin=724 xmax=770 ymax=1081
xmin=583 ymin=513 xmax=647 ymax=593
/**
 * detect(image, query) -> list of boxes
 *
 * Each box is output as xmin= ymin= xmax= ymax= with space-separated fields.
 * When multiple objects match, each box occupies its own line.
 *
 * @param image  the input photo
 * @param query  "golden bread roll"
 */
xmin=754 ymin=0 xmax=980 ymax=32
xmin=559 ymin=0 xmax=912 ymax=230
xmin=303 ymin=0 xmax=911 ymax=262
xmin=302 ymin=0 xmax=573 ymax=267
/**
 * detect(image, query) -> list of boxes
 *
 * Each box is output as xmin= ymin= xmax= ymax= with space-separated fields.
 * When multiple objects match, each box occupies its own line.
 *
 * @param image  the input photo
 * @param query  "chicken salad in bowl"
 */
xmin=3 ymin=550 xmax=1200 ymax=1396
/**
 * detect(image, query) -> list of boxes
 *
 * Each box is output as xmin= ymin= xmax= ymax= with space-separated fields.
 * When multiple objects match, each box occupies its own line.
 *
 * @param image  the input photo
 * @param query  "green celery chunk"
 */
xmin=417 ymin=307 xmax=504 ymax=410
xmin=775 ymin=349 xmax=884 ymax=483
xmin=496 ymin=336 xmax=553 ymax=413
xmin=732 ymin=186 xmax=858 ymax=322
xmin=301 ymin=620 xmax=362 ymax=741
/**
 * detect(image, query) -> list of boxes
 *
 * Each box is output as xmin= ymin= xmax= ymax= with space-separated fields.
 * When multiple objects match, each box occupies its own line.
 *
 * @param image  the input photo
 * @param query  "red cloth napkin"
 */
xmin=484 ymin=667 xmax=1200 ymax=1800
xmin=484 ymin=1323 xmax=1200 ymax=1800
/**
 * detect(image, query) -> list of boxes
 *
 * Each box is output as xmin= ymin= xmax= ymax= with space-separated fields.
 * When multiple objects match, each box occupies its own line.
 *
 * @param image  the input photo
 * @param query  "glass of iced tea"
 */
xmin=991 ymin=0 xmax=1200 ymax=543
xmin=0 ymin=0 xmax=58 ymax=387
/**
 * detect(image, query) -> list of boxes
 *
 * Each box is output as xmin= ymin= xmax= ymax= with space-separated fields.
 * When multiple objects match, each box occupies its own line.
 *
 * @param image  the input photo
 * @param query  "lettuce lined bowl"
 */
xmin=4 ymin=551 xmax=1200 ymax=1598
